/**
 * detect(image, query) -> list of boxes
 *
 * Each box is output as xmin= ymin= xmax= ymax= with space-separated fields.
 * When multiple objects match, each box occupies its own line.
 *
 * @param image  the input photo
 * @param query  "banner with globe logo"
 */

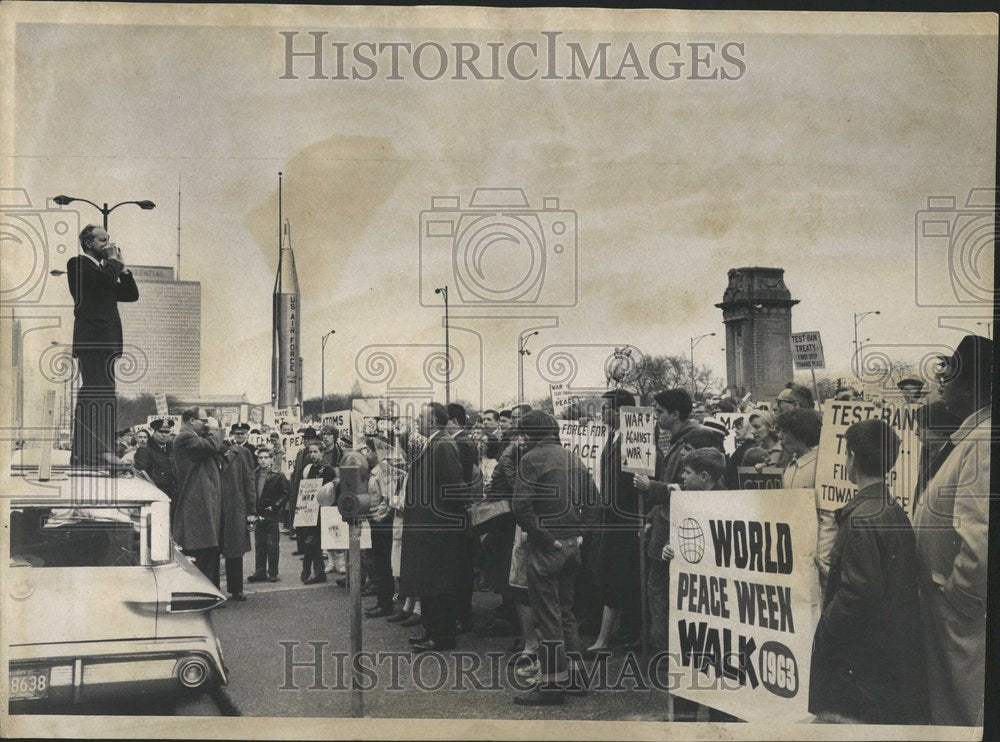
xmin=668 ymin=489 xmax=822 ymax=722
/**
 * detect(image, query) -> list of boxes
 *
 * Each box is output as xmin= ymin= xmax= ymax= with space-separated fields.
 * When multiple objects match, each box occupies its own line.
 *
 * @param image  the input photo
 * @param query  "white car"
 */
xmin=5 ymin=460 xmax=228 ymax=709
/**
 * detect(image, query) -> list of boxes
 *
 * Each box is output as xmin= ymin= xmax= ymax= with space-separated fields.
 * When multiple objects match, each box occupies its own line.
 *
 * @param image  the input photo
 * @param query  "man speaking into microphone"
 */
xmin=67 ymin=224 xmax=139 ymax=467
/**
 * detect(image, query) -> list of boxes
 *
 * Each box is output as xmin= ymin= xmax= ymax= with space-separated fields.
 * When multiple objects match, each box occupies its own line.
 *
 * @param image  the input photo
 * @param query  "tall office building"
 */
xmin=119 ymin=265 xmax=201 ymax=398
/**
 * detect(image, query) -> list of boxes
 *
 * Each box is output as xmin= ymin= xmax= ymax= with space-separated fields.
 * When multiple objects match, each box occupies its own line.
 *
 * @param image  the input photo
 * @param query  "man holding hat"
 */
xmin=134 ymin=418 xmax=179 ymax=512
xmin=913 ymin=334 xmax=992 ymax=726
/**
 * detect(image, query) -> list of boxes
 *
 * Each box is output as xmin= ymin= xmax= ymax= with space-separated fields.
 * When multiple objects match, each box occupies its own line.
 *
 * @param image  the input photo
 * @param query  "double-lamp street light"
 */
xmin=53 ymin=194 xmax=156 ymax=230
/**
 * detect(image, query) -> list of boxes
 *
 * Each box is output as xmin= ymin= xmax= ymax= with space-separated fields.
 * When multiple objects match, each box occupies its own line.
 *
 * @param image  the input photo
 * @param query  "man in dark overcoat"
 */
xmin=399 ymin=402 xmax=466 ymax=651
xmin=172 ymin=407 xmax=225 ymax=585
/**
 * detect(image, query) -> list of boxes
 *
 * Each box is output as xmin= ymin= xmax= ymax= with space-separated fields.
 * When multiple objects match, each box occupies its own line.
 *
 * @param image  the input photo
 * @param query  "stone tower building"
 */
xmin=715 ymin=267 xmax=799 ymax=402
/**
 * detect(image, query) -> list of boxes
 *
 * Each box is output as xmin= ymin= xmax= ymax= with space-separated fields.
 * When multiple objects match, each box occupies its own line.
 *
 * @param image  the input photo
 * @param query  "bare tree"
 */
xmin=615 ymin=353 xmax=722 ymax=404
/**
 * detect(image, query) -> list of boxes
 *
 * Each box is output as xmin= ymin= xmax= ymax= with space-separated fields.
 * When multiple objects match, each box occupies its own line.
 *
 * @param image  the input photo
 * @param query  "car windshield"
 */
xmin=10 ymin=506 xmax=143 ymax=568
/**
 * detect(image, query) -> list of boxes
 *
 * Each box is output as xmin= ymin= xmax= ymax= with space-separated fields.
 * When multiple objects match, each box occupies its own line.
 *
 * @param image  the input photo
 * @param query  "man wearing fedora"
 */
xmin=913 ymin=334 xmax=992 ymax=726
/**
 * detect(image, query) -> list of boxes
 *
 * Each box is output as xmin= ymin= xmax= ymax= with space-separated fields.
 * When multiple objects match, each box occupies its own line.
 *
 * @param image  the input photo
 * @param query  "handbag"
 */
xmin=465 ymin=498 xmax=513 ymax=533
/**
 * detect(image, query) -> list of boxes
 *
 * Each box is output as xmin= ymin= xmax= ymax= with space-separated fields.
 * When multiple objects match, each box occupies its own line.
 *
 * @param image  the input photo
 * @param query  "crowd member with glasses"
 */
xmin=775 ymin=382 xmax=814 ymax=413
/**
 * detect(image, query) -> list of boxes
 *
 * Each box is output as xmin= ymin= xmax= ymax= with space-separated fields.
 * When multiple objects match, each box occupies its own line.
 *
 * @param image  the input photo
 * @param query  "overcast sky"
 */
xmin=5 ymin=6 xmax=996 ymax=411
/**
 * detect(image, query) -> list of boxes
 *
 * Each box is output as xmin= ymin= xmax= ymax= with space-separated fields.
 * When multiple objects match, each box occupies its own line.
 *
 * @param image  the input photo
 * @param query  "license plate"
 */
xmin=10 ymin=668 xmax=50 ymax=700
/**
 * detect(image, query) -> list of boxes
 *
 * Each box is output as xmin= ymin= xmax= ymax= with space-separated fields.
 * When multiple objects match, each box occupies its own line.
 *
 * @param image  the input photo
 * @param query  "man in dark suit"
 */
xmin=66 ymin=224 xmax=139 ymax=467
xmin=446 ymin=403 xmax=481 ymax=635
xmin=400 ymin=402 xmax=466 ymax=652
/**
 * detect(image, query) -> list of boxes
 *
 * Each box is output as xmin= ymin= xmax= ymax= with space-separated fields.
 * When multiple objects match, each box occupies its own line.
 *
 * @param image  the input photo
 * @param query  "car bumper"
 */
xmin=8 ymin=635 xmax=227 ymax=706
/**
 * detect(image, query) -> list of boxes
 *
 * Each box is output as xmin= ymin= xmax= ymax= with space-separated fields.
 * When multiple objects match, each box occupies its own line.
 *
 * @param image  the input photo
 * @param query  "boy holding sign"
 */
xmin=660 ymin=447 xmax=737 ymax=722
xmin=295 ymin=444 xmax=336 ymax=584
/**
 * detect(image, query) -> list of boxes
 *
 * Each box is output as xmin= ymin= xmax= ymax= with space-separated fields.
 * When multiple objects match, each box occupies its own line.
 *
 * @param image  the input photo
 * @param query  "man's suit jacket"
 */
xmin=66 ymin=254 xmax=139 ymax=355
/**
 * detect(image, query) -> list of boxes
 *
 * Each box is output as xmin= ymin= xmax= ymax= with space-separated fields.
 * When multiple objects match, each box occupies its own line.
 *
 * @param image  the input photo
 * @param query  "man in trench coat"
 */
xmin=399 ymin=402 xmax=466 ymax=652
xmin=172 ymin=407 xmax=225 ymax=585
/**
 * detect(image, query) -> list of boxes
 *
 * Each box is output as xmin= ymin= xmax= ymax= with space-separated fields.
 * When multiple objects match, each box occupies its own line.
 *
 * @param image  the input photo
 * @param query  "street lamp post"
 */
xmin=321 ymin=329 xmax=336 ymax=417
xmin=434 ymin=286 xmax=450 ymax=405
xmin=690 ymin=332 xmax=716 ymax=397
xmin=853 ymin=310 xmax=881 ymax=377
xmin=517 ymin=331 xmax=540 ymax=405
xmin=976 ymin=321 xmax=992 ymax=338
xmin=52 ymin=195 xmax=156 ymax=230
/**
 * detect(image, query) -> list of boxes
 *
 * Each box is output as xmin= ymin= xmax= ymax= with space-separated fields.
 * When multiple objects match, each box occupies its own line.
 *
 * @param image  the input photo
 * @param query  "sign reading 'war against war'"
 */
xmin=814 ymin=400 xmax=922 ymax=517
xmin=669 ymin=489 xmax=821 ymax=723
xmin=619 ymin=406 xmax=657 ymax=476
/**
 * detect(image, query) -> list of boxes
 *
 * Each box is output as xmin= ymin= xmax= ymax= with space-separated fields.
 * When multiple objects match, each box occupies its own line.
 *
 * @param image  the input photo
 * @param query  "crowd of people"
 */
xmin=113 ymin=331 xmax=990 ymax=722
xmin=63 ymin=223 xmax=989 ymax=722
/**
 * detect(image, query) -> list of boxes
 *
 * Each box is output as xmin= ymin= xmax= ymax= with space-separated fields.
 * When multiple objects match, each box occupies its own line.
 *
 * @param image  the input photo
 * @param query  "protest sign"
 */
xmin=248 ymin=404 xmax=268 ymax=427
xmin=320 ymin=507 xmax=373 ymax=550
xmin=280 ymin=439 xmax=304 ymax=478
xmin=351 ymin=397 xmax=405 ymax=450
xmin=737 ymin=467 xmax=784 ymax=490
xmin=274 ymin=406 xmax=301 ymax=427
xmin=154 ymin=392 xmax=168 ymax=417
xmin=292 ymin=478 xmax=322 ymax=528
xmin=669 ymin=489 xmax=821 ymax=723
xmin=713 ymin=412 xmax=747 ymax=455
xmin=619 ymin=406 xmax=656 ymax=475
xmin=550 ymin=383 xmax=582 ymax=419
xmin=146 ymin=414 xmax=182 ymax=429
xmin=559 ymin=421 xmax=607 ymax=490
xmin=814 ymin=400 xmax=922 ymax=517
xmin=790 ymin=331 xmax=825 ymax=370
xmin=321 ymin=409 xmax=351 ymax=432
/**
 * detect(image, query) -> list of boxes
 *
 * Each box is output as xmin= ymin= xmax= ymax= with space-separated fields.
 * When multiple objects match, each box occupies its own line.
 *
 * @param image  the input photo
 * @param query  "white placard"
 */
xmin=320 ymin=507 xmax=372 ymax=549
xmin=668 ymin=489 xmax=821 ymax=723
xmin=292 ymin=478 xmax=322 ymax=528
xmin=619 ymin=406 xmax=656 ymax=475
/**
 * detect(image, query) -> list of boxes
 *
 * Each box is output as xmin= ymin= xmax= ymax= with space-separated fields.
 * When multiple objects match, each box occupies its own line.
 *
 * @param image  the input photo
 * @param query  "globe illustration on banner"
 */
xmin=678 ymin=518 xmax=705 ymax=564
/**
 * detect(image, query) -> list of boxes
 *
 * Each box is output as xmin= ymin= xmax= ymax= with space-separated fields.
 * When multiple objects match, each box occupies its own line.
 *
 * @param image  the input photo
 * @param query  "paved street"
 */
xmin=171 ymin=534 xmax=674 ymax=721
